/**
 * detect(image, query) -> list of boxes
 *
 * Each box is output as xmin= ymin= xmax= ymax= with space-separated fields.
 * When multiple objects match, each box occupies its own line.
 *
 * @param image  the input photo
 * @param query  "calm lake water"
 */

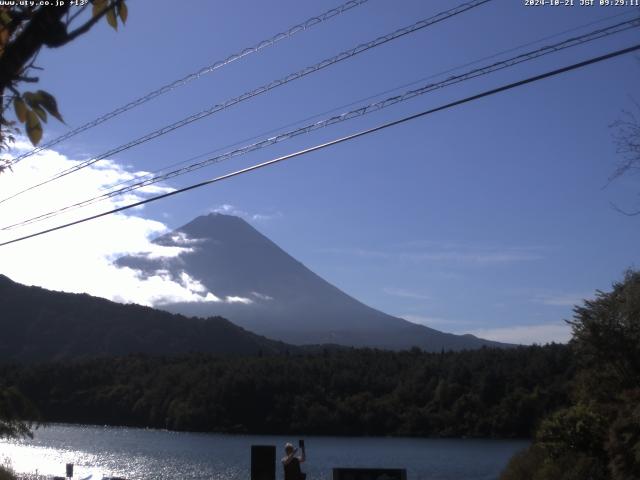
xmin=0 ymin=424 xmax=528 ymax=480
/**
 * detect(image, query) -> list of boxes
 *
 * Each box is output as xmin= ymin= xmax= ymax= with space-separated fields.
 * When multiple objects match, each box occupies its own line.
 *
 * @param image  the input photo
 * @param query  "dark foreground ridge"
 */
xmin=0 ymin=274 xmax=294 ymax=362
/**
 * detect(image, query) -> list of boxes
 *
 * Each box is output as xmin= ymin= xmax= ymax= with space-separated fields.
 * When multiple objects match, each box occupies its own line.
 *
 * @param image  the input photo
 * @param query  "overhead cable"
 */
xmin=6 ymin=16 xmax=638 ymax=231
xmin=1 ymin=42 xmax=638 ymax=248
xmin=0 ymin=0 xmax=492 ymax=206
xmin=6 ymin=0 xmax=371 ymax=166
xmin=91 ymin=8 xmax=640 ymax=195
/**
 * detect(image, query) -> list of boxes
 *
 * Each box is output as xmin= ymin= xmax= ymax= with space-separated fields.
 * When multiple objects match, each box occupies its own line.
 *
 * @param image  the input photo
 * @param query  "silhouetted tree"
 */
xmin=501 ymin=270 xmax=640 ymax=480
xmin=609 ymin=98 xmax=640 ymax=215
xmin=0 ymin=385 xmax=37 ymax=439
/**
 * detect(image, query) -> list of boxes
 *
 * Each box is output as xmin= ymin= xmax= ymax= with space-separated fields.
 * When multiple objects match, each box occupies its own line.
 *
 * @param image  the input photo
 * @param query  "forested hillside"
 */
xmin=0 ymin=274 xmax=293 ymax=361
xmin=0 ymin=344 xmax=572 ymax=437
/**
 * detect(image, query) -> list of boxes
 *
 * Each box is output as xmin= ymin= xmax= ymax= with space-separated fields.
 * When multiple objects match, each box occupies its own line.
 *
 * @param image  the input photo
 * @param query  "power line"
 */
xmin=6 ymin=16 xmax=638 ymax=231
xmin=90 ymin=8 xmax=640 ymax=196
xmin=7 ymin=16 xmax=638 ymax=230
xmin=6 ymin=0 xmax=371 ymax=167
xmin=0 ymin=0 xmax=492 ymax=206
xmin=1 ymin=43 xmax=638 ymax=248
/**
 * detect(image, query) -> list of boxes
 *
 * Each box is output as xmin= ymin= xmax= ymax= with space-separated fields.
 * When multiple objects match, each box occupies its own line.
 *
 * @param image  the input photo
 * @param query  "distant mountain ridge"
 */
xmin=0 ymin=274 xmax=293 ymax=362
xmin=118 ymin=213 xmax=508 ymax=351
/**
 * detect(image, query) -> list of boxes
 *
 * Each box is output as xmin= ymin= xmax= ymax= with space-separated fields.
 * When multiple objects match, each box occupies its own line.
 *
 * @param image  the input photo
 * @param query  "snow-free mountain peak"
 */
xmin=117 ymin=214 xmax=508 ymax=351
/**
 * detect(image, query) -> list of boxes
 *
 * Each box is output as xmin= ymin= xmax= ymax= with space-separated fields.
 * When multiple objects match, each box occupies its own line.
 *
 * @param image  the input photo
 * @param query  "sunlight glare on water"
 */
xmin=0 ymin=424 xmax=528 ymax=480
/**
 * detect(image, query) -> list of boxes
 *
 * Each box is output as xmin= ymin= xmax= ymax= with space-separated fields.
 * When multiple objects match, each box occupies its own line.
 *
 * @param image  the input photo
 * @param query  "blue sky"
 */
xmin=1 ymin=0 xmax=639 ymax=343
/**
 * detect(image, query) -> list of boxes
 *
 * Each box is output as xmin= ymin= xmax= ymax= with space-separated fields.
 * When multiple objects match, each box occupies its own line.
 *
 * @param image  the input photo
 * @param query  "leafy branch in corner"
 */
xmin=0 ymin=0 xmax=128 ymax=173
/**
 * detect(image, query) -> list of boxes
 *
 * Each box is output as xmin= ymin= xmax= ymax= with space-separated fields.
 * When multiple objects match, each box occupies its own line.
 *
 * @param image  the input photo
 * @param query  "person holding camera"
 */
xmin=282 ymin=440 xmax=306 ymax=480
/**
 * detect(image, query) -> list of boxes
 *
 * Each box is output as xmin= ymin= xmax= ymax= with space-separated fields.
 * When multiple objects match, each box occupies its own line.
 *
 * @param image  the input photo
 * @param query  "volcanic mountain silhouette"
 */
xmin=117 ymin=213 xmax=508 ymax=351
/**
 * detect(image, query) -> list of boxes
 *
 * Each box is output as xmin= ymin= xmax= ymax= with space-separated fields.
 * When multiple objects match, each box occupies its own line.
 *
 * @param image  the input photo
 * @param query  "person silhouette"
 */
xmin=282 ymin=442 xmax=306 ymax=480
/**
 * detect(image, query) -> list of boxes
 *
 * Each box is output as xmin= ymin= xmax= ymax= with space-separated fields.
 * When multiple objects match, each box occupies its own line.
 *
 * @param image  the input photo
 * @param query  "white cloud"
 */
xmin=383 ymin=287 xmax=431 ymax=300
xmin=532 ymin=292 xmax=591 ymax=307
xmin=0 ymin=141 xmax=227 ymax=307
xmin=210 ymin=203 xmax=282 ymax=222
xmin=318 ymin=247 xmax=389 ymax=259
xmin=211 ymin=204 xmax=239 ymax=215
xmin=467 ymin=323 xmax=572 ymax=345
xmin=402 ymin=314 xmax=571 ymax=344
xmin=251 ymin=291 xmax=274 ymax=301
xmin=166 ymin=232 xmax=204 ymax=246
xmin=133 ymin=246 xmax=194 ymax=260
xmin=402 ymin=314 xmax=471 ymax=328
xmin=319 ymin=244 xmax=543 ymax=265
xmin=225 ymin=296 xmax=253 ymax=305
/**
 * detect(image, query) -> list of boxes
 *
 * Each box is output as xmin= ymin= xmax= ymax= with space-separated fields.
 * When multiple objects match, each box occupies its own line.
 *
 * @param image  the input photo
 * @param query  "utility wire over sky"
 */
xmin=92 ymin=8 xmax=640 ymax=195
xmin=0 ymin=0 xmax=492 ymax=206
xmin=1 ymin=43 xmax=638 ymax=248
xmin=5 ymin=0 xmax=371 ymax=167
xmin=4 ymin=16 xmax=638 ymax=231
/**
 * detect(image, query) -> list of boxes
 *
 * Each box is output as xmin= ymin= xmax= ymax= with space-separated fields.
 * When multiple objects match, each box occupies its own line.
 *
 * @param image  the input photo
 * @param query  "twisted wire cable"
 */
xmin=0 ymin=0 xmax=492 ymax=206
xmin=1 ymin=42 xmax=639 ymax=248
xmin=6 ymin=16 xmax=638 ymax=231
xmin=93 ymin=8 xmax=640 ymax=196
xmin=7 ymin=0 xmax=371 ymax=167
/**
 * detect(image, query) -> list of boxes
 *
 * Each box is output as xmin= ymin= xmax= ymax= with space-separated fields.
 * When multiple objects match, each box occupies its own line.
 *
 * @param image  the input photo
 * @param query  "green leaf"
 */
xmin=92 ymin=0 xmax=107 ymax=17
xmin=22 ymin=91 xmax=38 ymax=108
xmin=0 ymin=10 xmax=11 ymax=27
xmin=25 ymin=110 xmax=42 ymax=146
xmin=106 ymin=8 xmax=118 ymax=30
xmin=13 ymin=97 xmax=27 ymax=123
xmin=35 ymin=90 xmax=64 ymax=123
xmin=117 ymin=1 xmax=128 ymax=24
xmin=32 ymin=105 xmax=47 ymax=123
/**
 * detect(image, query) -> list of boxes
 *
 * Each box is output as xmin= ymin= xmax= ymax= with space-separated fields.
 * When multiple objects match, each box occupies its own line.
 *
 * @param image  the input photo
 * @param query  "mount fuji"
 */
xmin=117 ymin=213 xmax=508 ymax=351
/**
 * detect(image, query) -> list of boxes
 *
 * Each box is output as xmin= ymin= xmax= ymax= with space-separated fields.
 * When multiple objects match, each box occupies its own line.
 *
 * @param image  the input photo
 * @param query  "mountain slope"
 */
xmin=0 ymin=274 xmax=293 ymax=362
xmin=117 ymin=213 xmax=508 ymax=351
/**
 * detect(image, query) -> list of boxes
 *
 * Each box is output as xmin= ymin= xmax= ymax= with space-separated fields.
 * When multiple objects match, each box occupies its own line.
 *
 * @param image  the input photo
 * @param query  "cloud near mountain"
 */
xmin=0 ymin=142 xmax=239 ymax=306
xmin=0 ymin=143 xmax=557 ymax=348
xmin=116 ymin=213 xmax=511 ymax=351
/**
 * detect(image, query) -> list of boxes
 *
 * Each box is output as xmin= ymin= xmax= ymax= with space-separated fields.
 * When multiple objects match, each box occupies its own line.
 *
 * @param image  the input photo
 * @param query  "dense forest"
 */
xmin=0 ymin=344 xmax=572 ymax=438
xmin=500 ymin=270 xmax=640 ymax=480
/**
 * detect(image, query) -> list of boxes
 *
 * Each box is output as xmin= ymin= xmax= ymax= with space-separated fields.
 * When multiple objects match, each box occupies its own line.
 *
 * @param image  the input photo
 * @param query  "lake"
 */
xmin=0 ymin=424 xmax=528 ymax=480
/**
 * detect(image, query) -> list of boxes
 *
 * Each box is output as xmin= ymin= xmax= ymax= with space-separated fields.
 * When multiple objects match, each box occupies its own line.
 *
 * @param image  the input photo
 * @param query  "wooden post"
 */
xmin=332 ymin=468 xmax=407 ymax=480
xmin=251 ymin=445 xmax=276 ymax=480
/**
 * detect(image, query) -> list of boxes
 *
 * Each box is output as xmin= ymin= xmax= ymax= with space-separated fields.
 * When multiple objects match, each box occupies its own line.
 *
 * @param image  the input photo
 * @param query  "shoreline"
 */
xmin=15 ymin=421 xmax=534 ymax=442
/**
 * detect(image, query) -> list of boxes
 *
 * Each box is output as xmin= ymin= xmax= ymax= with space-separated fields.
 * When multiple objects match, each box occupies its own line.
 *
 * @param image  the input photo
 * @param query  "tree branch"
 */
xmin=610 ymin=201 xmax=640 ymax=216
xmin=16 ymin=75 xmax=38 ymax=83
xmin=64 ymin=0 xmax=121 ymax=44
xmin=0 ymin=6 xmax=70 ymax=89
xmin=66 ymin=4 xmax=89 ymax=27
